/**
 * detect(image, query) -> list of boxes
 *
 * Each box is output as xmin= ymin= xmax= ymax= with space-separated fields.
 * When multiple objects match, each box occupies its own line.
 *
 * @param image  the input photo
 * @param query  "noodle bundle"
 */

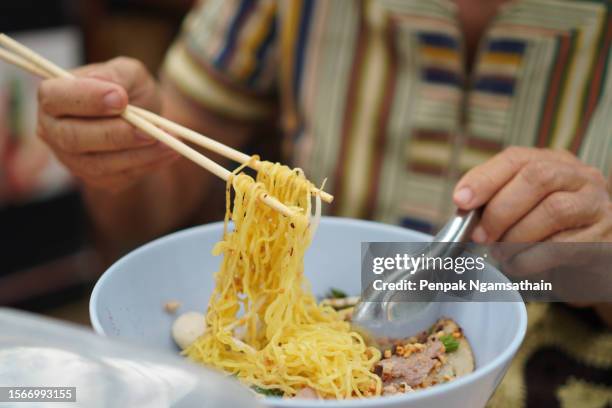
xmin=184 ymin=161 xmax=382 ymax=399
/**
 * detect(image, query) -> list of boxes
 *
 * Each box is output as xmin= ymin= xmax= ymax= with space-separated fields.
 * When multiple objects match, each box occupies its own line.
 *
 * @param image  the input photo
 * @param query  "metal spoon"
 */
xmin=351 ymin=208 xmax=482 ymax=342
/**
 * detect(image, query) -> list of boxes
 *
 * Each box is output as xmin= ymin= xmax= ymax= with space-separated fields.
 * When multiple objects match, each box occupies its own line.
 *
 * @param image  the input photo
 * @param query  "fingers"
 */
xmin=55 ymin=143 xmax=179 ymax=184
xmin=453 ymin=147 xmax=578 ymax=210
xmin=77 ymin=57 xmax=160 ymax=112
xmin=38 ymin=111 xmax=156 ymax=153
xmin=475 ymin=160 xmax=588 ymax=242
xmin=451 ymin=147 xmax=603 ymax=243
xmin=498 ymin=242 xmax=559 ymax=277
xmin=38 ymin=56 xmax=159 ymax=119
xmin=36 ymin=57 xmax=167 ymax=193
xmin=500 ymin=187 xmax=604 ymax=242
xmin=78 ymin=57 xmax=149 ymax=93
xmin=453 ymin=149 xmax=521 ymax=210
xmin=38 ymin=77 xmax=128 ymax=117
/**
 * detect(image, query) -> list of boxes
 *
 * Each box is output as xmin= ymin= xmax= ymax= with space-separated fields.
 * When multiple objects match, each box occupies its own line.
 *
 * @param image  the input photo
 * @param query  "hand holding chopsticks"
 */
xmin=0 ymin=33 xmax=333 ymax=216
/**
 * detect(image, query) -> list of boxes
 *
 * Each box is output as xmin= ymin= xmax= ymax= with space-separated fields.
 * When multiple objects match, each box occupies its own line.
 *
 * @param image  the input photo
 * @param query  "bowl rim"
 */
xmin=90 ymin=216 xmax=528 ymax=407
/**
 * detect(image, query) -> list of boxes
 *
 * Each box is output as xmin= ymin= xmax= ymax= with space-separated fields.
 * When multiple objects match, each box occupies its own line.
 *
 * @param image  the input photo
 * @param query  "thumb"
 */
xmin=77 ymin=57 xmax=160 ymax=112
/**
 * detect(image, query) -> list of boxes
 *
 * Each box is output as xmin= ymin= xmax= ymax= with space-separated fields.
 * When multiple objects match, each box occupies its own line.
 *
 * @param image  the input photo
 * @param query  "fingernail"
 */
xmin=472 ymin=226 xmax=488 ymax=243
xmin=104 ymin=91 xmax=124 ymax=110
xmin=454 ymin=187 xmax=473 ymax=206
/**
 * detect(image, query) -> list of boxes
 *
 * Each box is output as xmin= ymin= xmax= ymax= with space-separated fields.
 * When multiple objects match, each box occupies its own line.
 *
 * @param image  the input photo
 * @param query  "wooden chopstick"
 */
xmin=0 ymin=33 xmax=296 ymax=217
xmin=0 ymin=47 xmax=49 ymax=78
xmin=128 ymin=106 xmax=334 ymax=203
xmin=0 ymin=33 xmax=334 ymax=204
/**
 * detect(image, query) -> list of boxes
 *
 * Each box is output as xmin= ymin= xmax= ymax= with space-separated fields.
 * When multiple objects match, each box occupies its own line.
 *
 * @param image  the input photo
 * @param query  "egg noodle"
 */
xmin=184 ymin=160 xmax=382 ymax=399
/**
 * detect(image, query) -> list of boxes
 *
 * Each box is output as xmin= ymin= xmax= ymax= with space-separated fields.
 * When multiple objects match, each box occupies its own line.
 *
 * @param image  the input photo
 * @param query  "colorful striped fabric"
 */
xmin=163 ymin=0 xmax=612 ymax=233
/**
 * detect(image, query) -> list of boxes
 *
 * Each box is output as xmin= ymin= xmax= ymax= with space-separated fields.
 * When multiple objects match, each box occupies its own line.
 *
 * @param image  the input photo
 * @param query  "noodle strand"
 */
xmin=185 ymin=161 xmax=382 ymax=399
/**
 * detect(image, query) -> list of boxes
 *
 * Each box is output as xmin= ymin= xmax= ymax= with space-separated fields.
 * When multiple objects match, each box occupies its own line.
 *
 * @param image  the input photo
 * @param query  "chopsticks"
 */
xmin=0 ymin=33 xmax=334 ymax=216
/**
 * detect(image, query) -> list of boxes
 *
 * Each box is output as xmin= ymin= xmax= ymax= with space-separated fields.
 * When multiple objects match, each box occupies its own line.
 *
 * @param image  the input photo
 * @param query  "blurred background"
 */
xmin=0 ymin=0 xmax=194 ymax=326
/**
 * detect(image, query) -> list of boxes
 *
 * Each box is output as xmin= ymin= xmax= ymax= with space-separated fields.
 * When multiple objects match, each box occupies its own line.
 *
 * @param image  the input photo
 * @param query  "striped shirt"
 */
xmin=163 ymin=0 xmax=612 ymax=233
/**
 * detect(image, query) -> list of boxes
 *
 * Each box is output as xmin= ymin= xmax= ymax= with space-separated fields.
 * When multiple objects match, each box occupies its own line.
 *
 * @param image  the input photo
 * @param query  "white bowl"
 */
xmin=90 ymin=217 xmax=527 ymax=408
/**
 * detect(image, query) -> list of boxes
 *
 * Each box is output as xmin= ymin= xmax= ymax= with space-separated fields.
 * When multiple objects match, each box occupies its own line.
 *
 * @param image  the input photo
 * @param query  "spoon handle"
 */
xmin=434 ymin=208 xmax=482 ymax=242
xmin=425 ymin=208 xmax=482 ymax=259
